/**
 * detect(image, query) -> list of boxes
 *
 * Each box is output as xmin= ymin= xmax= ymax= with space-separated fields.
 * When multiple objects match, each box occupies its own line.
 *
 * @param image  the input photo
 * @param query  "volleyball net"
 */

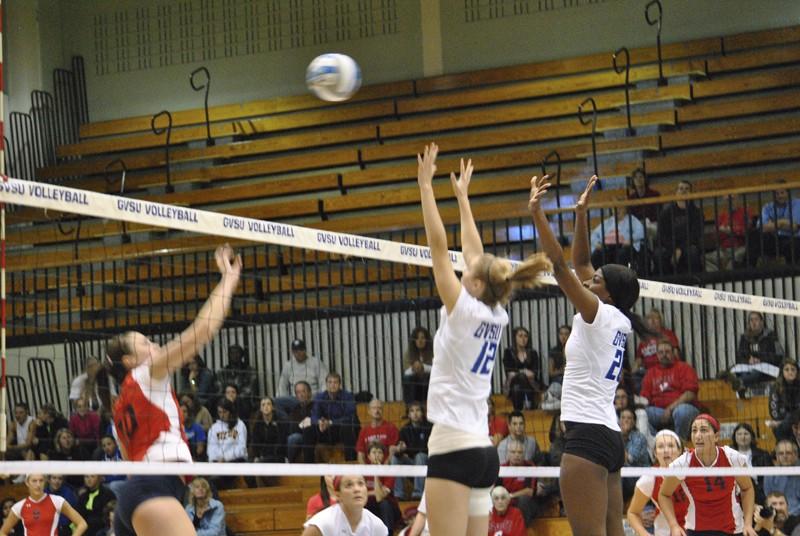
xmin=0 ymin=176 xmax=799 ymax=487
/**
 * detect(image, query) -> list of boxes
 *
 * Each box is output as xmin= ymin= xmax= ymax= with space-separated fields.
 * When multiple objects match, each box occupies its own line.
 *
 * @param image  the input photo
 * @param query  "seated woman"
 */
xmin=364 ymin=441 xmax=401 ymax=534
xmin=627 ymin=429 xmax=688 ymax=536
xmin=542 ymin=326 xmax=569 ymax=410
xmin=503 ymin=326 xmax=543 ymax=410
xmin=620 ymin=408 xmax=652 ymax=502
xmin=767 ymin=359 xmax=800 ymax=441
xmin=185 ymin=477 xmax=226 ymax=536
xmin=732 ymin=422 xmax=772 ymax=500
xmin=45 ymin=428 xmax=86 ymax=488
xmin=207 ymin=398 xmax=248 ymax=490
xmin=401 ymin=327 xmax=433 ymax=404
xmin=302 ymin=475 xmax=388 ymax=536
xmin=250 ymin=396 xmax=288 ymax=463
xmin=732 ymin=311 xmax=785 ymax=392
xmin=179 ymin=391 xmax=214 ymax=432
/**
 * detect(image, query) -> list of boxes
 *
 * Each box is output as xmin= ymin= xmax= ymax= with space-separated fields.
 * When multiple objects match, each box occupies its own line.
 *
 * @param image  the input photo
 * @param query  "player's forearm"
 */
xmin=456 ymin=194 xmax=484 ymax=263
xmin=420 ymin=186 xmax=448 ymax=256
xmin=572 ymin=208 xmax=591 ymax=268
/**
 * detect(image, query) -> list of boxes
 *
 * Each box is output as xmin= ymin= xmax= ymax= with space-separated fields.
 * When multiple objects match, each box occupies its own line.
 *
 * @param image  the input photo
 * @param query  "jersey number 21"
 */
xmin=470 ymin=341 xmax=497 ymax=375
xmin=604 ymin=348 xmax=624 ymax=382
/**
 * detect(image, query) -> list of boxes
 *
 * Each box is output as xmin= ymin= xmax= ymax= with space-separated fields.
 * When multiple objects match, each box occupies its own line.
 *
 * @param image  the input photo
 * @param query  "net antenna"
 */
xmin=0 ymin=0 xmax=8 ymax=457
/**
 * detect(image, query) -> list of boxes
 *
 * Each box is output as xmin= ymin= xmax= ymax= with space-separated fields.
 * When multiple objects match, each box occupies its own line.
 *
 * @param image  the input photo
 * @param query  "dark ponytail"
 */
xmin=97 ymin=333 xmax=132 ymax=411
xmin=600 ymin=264 xmax=657 ymax=339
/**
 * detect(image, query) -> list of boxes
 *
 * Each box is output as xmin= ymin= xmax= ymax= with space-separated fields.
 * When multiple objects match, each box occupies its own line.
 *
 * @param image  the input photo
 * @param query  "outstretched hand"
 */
xmin=450 ymin=158 xmax=473 ymax=199
xmin=215 ymin=244 xmax=243 ymax=279
xmin=528 ymin=175 xmax=552 ymax=213
xmin=417 ymin=143 xmax=439 ymax=188
xmin=576 ymin=175 xmax=599 ymax=213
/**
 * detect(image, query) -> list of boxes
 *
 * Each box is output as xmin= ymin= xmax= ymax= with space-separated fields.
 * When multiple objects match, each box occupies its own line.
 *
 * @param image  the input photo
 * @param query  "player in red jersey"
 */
xmin=102 ymin=244 xmax=242 ymax=536
xmin=628 ymin=429 xmax=689 ymax=536
xmin=0 ymin=474 xmax=87 ymax=536
xmin=658 ymin=414 xmax=757 ymax=536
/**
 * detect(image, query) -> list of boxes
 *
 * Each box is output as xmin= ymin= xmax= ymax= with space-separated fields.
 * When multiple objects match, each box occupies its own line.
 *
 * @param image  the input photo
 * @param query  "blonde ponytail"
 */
xmin=477 ymin=252 xmax=551 ymax=307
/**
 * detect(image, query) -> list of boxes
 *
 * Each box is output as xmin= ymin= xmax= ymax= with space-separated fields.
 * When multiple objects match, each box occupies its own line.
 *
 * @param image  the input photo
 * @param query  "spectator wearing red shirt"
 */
xmin=305 ymin=476 xmax=338 ymax=519
xmin=488 ymin=397 xmax=509 ymax=446
xmin=356 ymin=398 xmax=399 ymax=464
xmin=364 ymin=442 xmax=401 ymax=535
xmin=68 ymin=398 xmax=100 ymax=458
xmin=488 ymin=486 xmax=526 ymax=536
xmin=705 ymin=203 xmax=754 ymax=271
xmin=635 ymin=310 xmax=681 ymax=372
xmin=496 ymin=439 xmax=541 ymax=525
xmin=641 ymin=339 xmax=700 ymax=440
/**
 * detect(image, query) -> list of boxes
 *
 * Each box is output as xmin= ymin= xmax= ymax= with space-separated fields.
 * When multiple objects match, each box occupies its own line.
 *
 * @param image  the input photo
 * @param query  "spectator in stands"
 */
xmin=403 ymin=327 xmax=434 ymax=369
xmin=497 ymin=439 xmax=540 ymax=525
xmin=655 ymin=180 xmax=704 ymax=275
xmin=620 ymin=408 xmax=652 ymax=502
xmin=306 ymin=476 xmax=337 ymax=520
xmin=45 ymin=474 xmax=78 ymax=536
xmin=627 ymin=168 xmax=661 ymax=228
xmin=364 ymin=441 xmax=401 ymax=534
xmin=503 ymin=327 xmax=543 ymax=411
xmin=46 ymin=428 xmax=87 ymax=474
xmin=179 ymin=392 xmax=214 ymax=432
xmin=754 ymin=491 xmax=800 ymax=536
xmin=542 ymin=325 xmax=569 ymax=410
xmin=733 ymin=311 xmax=786 ymax=390
xmin=767 ymin=359 xmax=800 ymax=441
xmin=302 ymin=372 xmax=360 ymax=463
xmin=488 ymin=397 xmax=509 ymax=446
xmin=401 ymin=359 xmax=431 ymax=406
xmin=178 ymin=357 xmax=218 ymax=409
xmin=30 ymin=403 xmax=68 ymax=460
xmin=287 ymin=380 xmax=314 ymax=463
xmin=91 ymin=435 xmax=126 ymax=495
xmin=733 ymin=422 xmax=772 ymax=499
xmin=276 ymin=339 xmax=330 ymax=414
xmin=357 ymin=398 xmax=399 ymax=464
xmin=208 ymin=398 xmax=248 ymax=463
xmin=640 ymin=338 xmax=700 ymax=440
xmin=219 ymin=382 xmax=250 ymax=423
xmin=589 ymin=201 xmax=645 ymax=270
xmin=181 ymin=401 xmax=207 ymax=461
xmin=0 ymin=497 xmax=22 ymax=536
xmin=76 ymin=475 xmax=115 ymax=535
xmin=498 ymin=411 xmax=543 ymax=465
xmin=705 ymin=200 xmax=754 ymax=271
xmin=5 ymin=403 xmax=34 ymax=461
xmin=302 ymin=475 xmax=388 ymax=536
xmin=68 ymin=397 xmax=100 ymax=458
xmin=390 ymin=401 xmax=431 ymax=501
xmin=615 ymin=387 xmax=654 ymax=451
xmin=185 ymin=477 xmax=226 ymax=536
xmin=635 ymin=309 xmax=681 ymax=376
xmin=764 ymin=440 xmax=800 ymax=516
xmin=96 ymin=500 xmax=116 ymax=536
xmin=69 ymin=356 xmax=101 ymax=412
xmin=747 ymin=181 xmax=800 ymax=266
xmin=216 ymin=344 xmax=259 ymax=410
xmin=488 ymin=485 xmax=526 ymax=536
xmin=249 ymin=396 xmax=287 ymax=464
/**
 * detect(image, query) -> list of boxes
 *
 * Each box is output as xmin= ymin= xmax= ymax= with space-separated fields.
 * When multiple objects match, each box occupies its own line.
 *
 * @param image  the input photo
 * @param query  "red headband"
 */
xmin=694 ymin=413 xmax=720 ymax=432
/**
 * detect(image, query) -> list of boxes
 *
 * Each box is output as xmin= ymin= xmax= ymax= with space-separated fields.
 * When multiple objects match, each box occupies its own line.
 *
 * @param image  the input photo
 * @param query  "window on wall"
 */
xmin=463 ymin=0 xmax=617 ymax=23
xmin=92 ymin=0 xmax=399 ymax=75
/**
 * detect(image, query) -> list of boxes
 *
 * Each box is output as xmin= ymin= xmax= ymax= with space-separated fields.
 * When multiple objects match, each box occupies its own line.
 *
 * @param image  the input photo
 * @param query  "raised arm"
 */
xmin=450 ymin=158 xmax=484 ymax=266
xmin=419 ymin=143 xmax=461 ymax=312
xmin=152 ymin=244 xmax=242 ymax=379
xmin=529 ymin=175 xmax=599 ymax=322
xmin=572 ymin=175 xmax=599 ymax=282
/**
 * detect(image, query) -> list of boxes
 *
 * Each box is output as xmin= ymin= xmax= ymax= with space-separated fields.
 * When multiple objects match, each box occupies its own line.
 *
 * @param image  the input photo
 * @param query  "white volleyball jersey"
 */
xmin=427 ymin=286 xmax=509 ymax=438
xmin=561 ymin=299 xmax=631 ymax=431
xmin=303 ymin=503 xmax=388 ymax=536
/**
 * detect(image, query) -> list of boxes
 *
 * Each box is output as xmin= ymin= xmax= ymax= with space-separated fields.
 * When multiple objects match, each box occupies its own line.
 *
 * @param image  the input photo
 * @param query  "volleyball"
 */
xmin=305 ymin=53 xmax=362 ymax=102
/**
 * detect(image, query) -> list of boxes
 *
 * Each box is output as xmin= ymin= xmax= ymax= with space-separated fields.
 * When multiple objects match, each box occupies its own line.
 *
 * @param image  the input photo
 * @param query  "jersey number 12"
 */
xmin=604 ymin=348 xmax=624 ymax=382
xmin=470 ymin=341 xmax=498 ymax=376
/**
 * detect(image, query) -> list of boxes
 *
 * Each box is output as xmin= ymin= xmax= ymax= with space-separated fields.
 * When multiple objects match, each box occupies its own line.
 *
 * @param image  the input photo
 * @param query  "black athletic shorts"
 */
xmin=427 ymin=446 xmax=500 ymax=488
xmin=113 ymin=475 xmax=187 ymax=536
xmin=563 ymin=421 xmax=625 ymax=473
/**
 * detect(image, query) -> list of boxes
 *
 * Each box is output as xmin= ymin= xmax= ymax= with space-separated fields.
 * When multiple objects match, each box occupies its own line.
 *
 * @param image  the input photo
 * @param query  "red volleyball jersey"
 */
xmin=11 ymin=494 xmax=64 ymax=536
xmin=113 ymin=364 xmax=191 ymax=462
xmin=636 ymin=473 xmax=690 ymax=535
xmin=670 ymin=445 xmax=748 ymax=534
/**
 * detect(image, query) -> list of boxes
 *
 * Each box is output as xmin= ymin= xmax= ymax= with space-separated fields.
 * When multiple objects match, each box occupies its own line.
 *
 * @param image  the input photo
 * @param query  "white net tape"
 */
xmin=2 ymin=177 xmax=799 ymax=315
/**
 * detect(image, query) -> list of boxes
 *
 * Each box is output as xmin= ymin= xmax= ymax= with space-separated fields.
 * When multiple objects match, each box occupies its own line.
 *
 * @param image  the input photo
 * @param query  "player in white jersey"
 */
xmin=530 ymin=175 xmax=652 ymax=536
xmin=302 ymin=475 xmax=388 ymax=536
xmin=417 ymin=144 xmax=550 ymax=536
xmin=100 ymin=244 xmax=242 ymax=536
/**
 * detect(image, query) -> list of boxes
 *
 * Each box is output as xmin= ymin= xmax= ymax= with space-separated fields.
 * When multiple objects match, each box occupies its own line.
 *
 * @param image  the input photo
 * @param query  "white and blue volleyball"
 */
xmin=305 ymin=53 xmax=362 ymax=102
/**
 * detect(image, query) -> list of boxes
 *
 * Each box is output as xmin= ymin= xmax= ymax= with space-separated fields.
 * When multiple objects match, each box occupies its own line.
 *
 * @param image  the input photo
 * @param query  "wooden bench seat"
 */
xmin=645 ymin=139 xmax=800 ymax=176
xmin=706 ymin=42 xmax=800 ymax=74
xmin=661 ymin=115 xmax=800 ymax=150
xmin=692 ymin=66 xmax=800 ymax=99
xmin=723 ymin=25 xmax=800 ymax=53
xmin=677 ymin=90 xmax=800 ymax=124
